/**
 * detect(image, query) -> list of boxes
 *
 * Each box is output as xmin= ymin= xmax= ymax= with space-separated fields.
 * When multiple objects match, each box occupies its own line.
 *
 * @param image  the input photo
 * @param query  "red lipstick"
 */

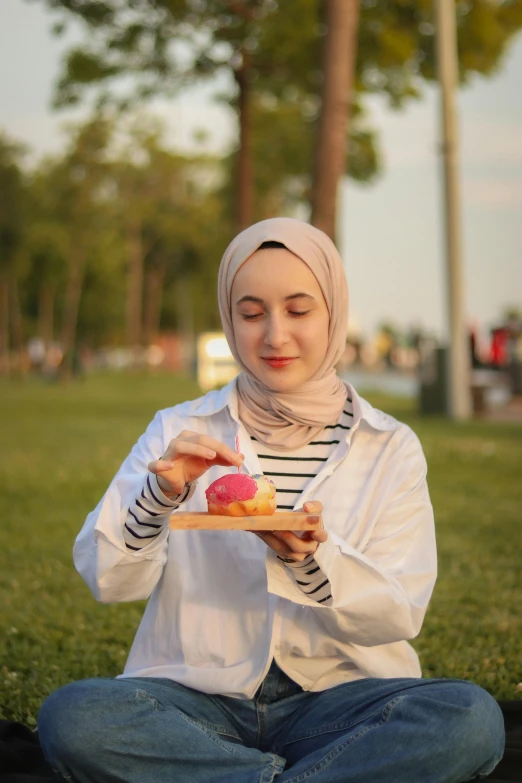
xmin=262 ymin=357 xmax=296 ymax=368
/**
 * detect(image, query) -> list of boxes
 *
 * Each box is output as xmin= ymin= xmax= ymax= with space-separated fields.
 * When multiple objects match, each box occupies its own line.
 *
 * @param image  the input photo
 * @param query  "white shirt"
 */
xmin=122 ymin=405 xmax=355 ymax=604
xmin=74 ymin=379 xmax=437 ymax=698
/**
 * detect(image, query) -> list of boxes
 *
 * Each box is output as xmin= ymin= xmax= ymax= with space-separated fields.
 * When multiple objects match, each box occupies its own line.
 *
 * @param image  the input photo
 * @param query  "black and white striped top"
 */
xmin=123 ymin=400 xmax=354 ymax=606
xmin=124 ymin=474 xmax=195 ymax=551
xmin=254 ymin=402 xmax=354 ymax=605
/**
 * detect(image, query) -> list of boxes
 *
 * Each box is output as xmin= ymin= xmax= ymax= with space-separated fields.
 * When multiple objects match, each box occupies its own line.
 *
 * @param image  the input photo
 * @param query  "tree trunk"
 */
xmin=311 ymin=0 xmax=360 ymax=241
xmin=8 ymin=275 xmax=24 ymax=353
xmin=0 ymin=276 xmax=9 ymax=373
xmin=60 ymin=247 xmax=85 ymax=378
xmin=39 ymin=283 xmax=55 ymax=346
xmin=125 ymin=221 xmax=144 ymax=353
xmin=235 ymin=50 xmax=254 ymax=231
xmin=143 ymin=260 xmax=167 ymax=345
xmin=175 ymin=275 xmax=195 ymax=374
xmin=9 ymin=276 xmax=26 ymax=374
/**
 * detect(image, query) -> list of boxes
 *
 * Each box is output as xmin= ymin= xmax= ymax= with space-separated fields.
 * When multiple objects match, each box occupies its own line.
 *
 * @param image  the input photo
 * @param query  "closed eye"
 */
xmin=240 ymin=309 xmax=312 ymax=320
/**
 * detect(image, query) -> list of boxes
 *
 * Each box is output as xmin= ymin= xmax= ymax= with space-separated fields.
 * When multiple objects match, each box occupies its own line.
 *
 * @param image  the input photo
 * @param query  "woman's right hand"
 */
xmin=147 ymin=430 xmax=243 ymax=497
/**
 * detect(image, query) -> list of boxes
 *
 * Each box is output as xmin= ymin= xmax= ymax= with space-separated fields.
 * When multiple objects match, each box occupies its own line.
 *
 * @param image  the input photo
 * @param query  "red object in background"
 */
xmin=490 ymin=328 xmax=509 ymax=367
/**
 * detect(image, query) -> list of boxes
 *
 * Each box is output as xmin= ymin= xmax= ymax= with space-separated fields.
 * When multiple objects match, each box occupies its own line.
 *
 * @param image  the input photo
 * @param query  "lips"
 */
xmin=262 ymin=357 xmax=296 ymax=368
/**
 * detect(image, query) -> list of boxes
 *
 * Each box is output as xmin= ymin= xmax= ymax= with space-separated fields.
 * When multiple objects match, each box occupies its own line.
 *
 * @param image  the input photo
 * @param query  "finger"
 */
xmin=311 ymin=529 xmax=328 ymax=543
xmin=148 ymin=443 xmax=218 ymax=475
xmin=147 ymin=458 xmax=176 ymax=474
xmin=205 ymin=452 xmax=245 ymax=469
xmin=170 ymin=441 xmax=218 ymax=461
xmin=250 ymin=531 xmax=309 ymax=562
xmin=184 ymin=434 xmax=243 ymax=466
xmin=303 ymin=501 xmax=323 ymax=513
xmin=298 ymin=528 xmax=328 ymax=544
xmin=271 ymin=531 xmax=319 ymax=555
xmin=169 ymin=432 xmax=242 ymax=466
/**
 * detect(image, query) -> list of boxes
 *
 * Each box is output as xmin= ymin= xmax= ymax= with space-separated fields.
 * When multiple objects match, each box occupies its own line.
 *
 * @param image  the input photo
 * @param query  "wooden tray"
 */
xmin=169 ymin=511 xmax=322 ymax=531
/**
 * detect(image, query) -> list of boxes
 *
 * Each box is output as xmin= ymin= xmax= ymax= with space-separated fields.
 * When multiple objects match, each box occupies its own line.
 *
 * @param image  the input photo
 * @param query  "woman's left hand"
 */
xmin=251 ymin=501 xmax=327 ymax=562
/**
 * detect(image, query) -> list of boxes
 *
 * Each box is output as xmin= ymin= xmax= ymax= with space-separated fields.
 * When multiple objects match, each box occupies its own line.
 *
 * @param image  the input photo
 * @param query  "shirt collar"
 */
xmin=186 ymin=376 xmax=400 ymax=434
xmin=187 ymin=377 xmax=239 ymax=420
xmin=345 ymin=382 xmax=401 ymax=433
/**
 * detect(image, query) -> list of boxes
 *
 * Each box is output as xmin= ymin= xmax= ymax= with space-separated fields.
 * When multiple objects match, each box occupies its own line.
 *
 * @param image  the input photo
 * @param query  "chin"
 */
xmin=247 ymin=362 xmax=306 ymax=391
xmin=263 ymin=374 xmax=302 ymax=393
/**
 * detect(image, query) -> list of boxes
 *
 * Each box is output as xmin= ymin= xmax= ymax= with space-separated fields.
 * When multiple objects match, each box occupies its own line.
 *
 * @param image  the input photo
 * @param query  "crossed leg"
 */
xmin=266 ymin=677 xmax=505 ymax=783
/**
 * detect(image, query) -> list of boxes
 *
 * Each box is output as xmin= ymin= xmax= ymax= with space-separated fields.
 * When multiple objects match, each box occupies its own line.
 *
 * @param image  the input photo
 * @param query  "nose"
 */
xmin=265 ymin=314 xmax=289 ymax=348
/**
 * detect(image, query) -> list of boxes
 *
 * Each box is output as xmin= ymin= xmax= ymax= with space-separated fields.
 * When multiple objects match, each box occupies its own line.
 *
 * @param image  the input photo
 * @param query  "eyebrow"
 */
xmin=235 ymin=293 xmax=315 ymax=306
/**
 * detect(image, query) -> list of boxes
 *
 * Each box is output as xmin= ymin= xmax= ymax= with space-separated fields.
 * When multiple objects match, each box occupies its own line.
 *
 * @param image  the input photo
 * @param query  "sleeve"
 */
xmin=123 ymin=473 xmax=195 ymax=551
xmin=278 ymin=554 xmax=332 ymax=606
xmin=73 ymin=410 xmax=186 ymax=604
xmin=266 ymin=428 xmax=437 ymax=647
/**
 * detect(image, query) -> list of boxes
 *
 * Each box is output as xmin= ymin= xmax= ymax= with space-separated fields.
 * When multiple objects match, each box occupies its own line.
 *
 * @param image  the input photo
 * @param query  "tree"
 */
xmin=24 ymin=168 xmax=70 ymax=348
xmin=33 ymin=0 xmax=379 ymax=232
xmin=33 ymin=0 xmax=522 ymax=238
xmin=3 ymin=113 xmax=245 ymax=357
xmin=105 ymin=117 xmax=230 ymax=353
xmin=36 ymin=116 xmax=113 ymax=375
xmin=311 ymin=0 xmax=359 ymax=239
xmin=40 ymin=0 xmax=289 ymax=230
xmin=24 ymin=220 xmax=67 ymax=348
xmin=0 ymin=135 xmax=27 ymax=371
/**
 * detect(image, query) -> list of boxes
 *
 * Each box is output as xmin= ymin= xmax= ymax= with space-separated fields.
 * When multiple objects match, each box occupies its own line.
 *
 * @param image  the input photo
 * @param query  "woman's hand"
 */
xmin=148 ymin=431 xmax=243 ymax=497
xmin=251 ymin=501 xmax=327 ymax=562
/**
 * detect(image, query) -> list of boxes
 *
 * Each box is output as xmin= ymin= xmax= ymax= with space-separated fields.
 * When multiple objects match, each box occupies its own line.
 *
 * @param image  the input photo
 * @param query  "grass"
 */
xmin=0 ymin=371 xmax=520 ymax=726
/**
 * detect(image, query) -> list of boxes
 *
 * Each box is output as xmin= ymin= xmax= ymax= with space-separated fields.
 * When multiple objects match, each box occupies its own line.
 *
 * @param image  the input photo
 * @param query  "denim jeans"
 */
xmin=38 ymin=660 xmax=504 ymax=783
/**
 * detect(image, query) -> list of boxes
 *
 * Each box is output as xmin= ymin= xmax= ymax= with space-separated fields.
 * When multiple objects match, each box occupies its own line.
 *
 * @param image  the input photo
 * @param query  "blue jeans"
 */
xmin=38 ymin=660 xmax=504 ymax=783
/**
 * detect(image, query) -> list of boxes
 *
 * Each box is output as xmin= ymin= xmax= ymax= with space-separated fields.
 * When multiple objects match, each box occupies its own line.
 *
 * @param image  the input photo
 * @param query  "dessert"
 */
xmin=205 ymin=473 xmax=277 ymax=517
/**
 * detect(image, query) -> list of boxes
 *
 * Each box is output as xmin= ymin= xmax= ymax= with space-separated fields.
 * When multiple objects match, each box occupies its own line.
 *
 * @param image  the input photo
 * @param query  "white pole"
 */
xmin=435 ymin=0 xmax=472 ymax=419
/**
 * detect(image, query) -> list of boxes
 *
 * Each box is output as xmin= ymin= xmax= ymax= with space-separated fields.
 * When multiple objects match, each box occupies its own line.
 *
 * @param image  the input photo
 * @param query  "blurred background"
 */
xmin=0 ymin=0 xmax=521 ymax=415
xmin=1 ymin=1 xmax=522 ymax=725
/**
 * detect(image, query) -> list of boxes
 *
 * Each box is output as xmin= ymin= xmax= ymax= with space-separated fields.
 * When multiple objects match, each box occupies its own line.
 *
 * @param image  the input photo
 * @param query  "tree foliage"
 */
xmin=1 ymin=112 xmax=235 ymax=371
xmin=34 ymin=0 xmax=382 ymax=197
xmin=34 ymin=0 xmax=522 ymax=179
xmin=0 ymin=136 xmax=29 ymax=362
xmin=7 ymin=1 xmax=522 ymax=366
xmin=0 ymin=135 xmax=26 ymax=274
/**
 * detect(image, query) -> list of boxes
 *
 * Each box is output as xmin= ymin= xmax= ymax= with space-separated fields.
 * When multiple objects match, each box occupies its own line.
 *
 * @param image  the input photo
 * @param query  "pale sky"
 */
xmin=1 ymin=0 xmax=521 ymax=341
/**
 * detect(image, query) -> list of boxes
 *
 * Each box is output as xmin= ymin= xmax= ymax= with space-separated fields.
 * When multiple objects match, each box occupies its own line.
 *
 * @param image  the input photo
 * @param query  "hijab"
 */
xmin=218 ymin=217 xmax=349 ymax=451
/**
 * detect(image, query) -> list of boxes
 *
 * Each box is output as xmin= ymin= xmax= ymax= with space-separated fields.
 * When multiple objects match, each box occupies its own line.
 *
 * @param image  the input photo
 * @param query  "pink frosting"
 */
xmin=206 ymin=473 xmax=260 ymax=503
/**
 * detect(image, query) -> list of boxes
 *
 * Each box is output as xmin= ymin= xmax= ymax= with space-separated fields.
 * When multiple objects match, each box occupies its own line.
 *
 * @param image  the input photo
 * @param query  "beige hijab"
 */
xmin=218 ymin=217 xmax=349 ymax=451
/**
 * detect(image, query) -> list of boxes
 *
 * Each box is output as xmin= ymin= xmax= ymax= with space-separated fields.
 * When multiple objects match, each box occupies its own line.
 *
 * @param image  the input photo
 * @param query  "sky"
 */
xmin=1 ymin=0 xmax=521 ymax=342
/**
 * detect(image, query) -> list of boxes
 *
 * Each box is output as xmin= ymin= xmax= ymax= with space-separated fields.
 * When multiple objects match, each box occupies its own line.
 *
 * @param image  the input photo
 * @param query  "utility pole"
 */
xmin=435 ymin=0 xmax=472 ymax=419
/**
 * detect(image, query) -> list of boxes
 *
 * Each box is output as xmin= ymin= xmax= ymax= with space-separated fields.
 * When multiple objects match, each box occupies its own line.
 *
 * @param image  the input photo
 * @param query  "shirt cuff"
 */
xmin=122 ymin=475 xmax=196 ymax=552
xmin=267 ymin=540 xmax=338 ymax=608
xmin=146 ymin=473 xmax=196 ymax=509
xmin=277 ymin=553 xmax=332 ymax=605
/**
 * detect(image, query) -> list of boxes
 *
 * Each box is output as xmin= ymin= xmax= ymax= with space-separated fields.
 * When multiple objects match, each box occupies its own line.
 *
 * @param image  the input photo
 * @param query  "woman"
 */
xmin=38 ymin=218 xmax=504 ymax=783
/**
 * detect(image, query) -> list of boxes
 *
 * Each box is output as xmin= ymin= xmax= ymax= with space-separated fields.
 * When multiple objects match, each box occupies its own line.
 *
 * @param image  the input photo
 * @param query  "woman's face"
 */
xmin=230 ymin=247 xmax=330 ymax=392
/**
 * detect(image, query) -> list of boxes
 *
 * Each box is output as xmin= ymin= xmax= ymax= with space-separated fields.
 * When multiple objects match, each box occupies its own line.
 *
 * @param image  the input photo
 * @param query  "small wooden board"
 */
xmin=169 ymin=511 xmax=322 ymax=531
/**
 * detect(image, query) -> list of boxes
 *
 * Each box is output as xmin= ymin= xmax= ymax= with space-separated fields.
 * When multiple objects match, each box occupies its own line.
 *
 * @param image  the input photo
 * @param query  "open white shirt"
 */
xmin=74 ymin=379 xmax=437 ymax=698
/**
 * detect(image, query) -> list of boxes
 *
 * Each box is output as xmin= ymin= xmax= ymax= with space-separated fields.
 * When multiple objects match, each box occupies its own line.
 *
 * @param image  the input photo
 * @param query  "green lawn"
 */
xmin=0 ymin=372 xmax=520 ymax=725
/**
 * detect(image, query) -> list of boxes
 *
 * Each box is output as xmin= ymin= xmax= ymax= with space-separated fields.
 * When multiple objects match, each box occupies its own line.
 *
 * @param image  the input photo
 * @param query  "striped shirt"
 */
xmin=123 ymin=400 xmax=354 ymax=605
xmin=254 ymin=401 xmax=354 ymax=605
